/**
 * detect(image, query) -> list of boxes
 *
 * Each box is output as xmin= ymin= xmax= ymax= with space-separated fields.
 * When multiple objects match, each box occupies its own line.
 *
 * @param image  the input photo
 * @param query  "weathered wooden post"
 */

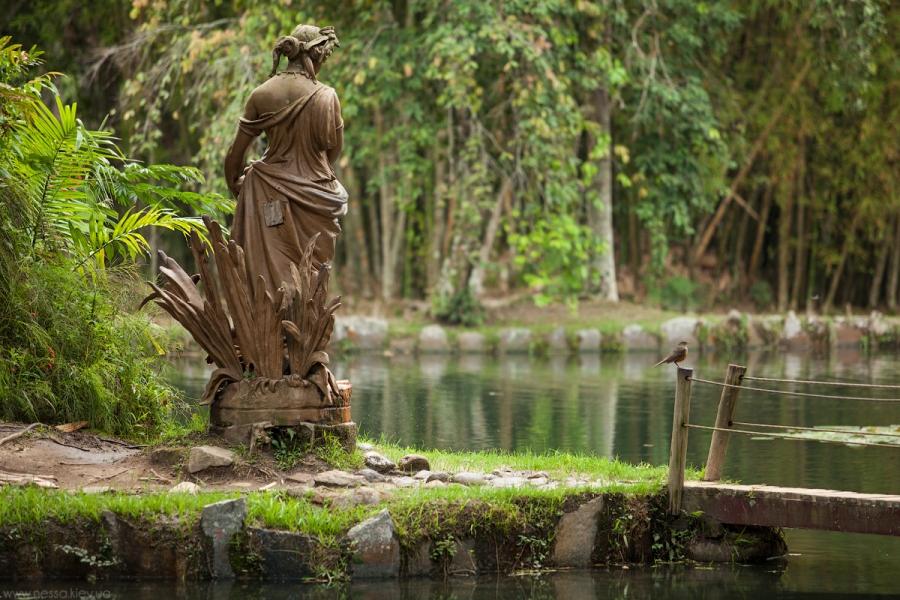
xmin=668 ymin=366 xmax=693 ymax=515
xmin=703 ymin=363 xmax=746 ymax=482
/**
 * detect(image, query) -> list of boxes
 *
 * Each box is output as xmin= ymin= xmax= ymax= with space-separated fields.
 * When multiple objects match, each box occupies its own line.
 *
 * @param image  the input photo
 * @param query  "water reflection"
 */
xmin=131 ymin=350 xmax=900 ymax=596
xmin=10 ymin=550 xmax=900 ymax=600
xmin=169 ymin=349 xmax=900 ymax=495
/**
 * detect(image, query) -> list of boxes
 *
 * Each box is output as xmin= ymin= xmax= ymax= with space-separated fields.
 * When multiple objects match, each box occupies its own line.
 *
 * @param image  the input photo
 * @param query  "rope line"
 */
xmin=682 ymin=423 xmax=900 ymax=449
xmin=742 ymin=375 xmax=900 ymax=389
xmin=690 ymin=377 xmax=900 ymax=403
xmin=731 ymin=421 xmax=900 ymax=439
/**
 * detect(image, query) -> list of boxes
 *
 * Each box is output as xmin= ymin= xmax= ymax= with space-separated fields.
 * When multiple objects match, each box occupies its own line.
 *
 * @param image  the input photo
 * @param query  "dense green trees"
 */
xmin=4 ymin=0 xmax=897 ymax=313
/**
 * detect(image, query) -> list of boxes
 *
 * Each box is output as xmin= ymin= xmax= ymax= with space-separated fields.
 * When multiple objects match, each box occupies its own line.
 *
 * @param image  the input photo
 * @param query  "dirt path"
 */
xmin=0 ymin=423 xmax=275 ymax=492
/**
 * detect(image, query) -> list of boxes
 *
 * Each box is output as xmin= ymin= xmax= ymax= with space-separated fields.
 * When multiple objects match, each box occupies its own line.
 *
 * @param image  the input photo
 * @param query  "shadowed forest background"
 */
xmin=4 ymin=0 xmax=899 ymax=318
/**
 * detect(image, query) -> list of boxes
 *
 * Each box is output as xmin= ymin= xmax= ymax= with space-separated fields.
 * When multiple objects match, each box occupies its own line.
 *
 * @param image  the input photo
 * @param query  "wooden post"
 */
xmin=703 ymin=364 xmax=747 ymax=482
xmin=668 ymin=366 xmax=693 ymax=515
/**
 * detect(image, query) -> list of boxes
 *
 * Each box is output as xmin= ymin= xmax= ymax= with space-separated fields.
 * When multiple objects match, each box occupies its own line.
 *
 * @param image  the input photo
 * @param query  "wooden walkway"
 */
xmin=682 ymin=481 xmax=900 ymax=537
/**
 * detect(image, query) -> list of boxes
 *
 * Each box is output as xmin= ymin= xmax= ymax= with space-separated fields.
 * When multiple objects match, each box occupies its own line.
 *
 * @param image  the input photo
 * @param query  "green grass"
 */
xmin=246 ymin=491 xmax=375 ymax=542
xmin=361 ymin=436 xmax=700 ymax=493
xmin=0 ymin=486 xmax=237 ymax=525
xmin=314 ymin=432 xmax=364 ymax=471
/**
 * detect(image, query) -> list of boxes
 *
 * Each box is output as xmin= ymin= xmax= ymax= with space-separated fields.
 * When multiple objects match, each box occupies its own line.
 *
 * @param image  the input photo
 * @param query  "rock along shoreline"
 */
xmin=0 ymin=487 xmax=784 ymax=582
xmin=326 ymin=310 xmax=900 ymax=356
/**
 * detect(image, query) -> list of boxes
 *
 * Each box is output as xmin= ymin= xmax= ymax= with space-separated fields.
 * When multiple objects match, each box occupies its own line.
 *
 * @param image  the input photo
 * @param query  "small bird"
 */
xmin=655 ymin=341 xmax=688 ymax=367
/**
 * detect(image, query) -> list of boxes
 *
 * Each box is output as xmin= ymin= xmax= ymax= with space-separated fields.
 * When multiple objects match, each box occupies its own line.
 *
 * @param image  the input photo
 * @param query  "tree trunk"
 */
xmin=733 ymin=203 xmax=750 ymax=288
xmin=468 ymin=177 xmax=512 ymax=297
xmin=748 ymin=184 xmax=773 ymax=284
xmin=427 ymin=144 xmax=445 ymax=294
xmin=823 ymin=211 xmax=862 ymax=313
xmin=869 ymin=237 xmax=889 ymax=308
xmin=776 ymin=187 xmax=794 ymax=312
xmin=587 ymin=86 xmax=619 ymax=301
xmin=790 ymin=201 xmax=806 ymax=310
xmin=374 ymin=106 xmax=396 ymax=301
xmin=886 ymin=216 xmax=900 ymax=310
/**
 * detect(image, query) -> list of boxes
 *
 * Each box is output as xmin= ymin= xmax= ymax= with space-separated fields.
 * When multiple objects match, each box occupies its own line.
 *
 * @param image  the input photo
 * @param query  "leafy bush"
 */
xmin=749 ymin=281 xmax=774 ymax=311
xmin=433 ymin=287 xmax=485 ymax=327
xmin=0 ymin=255 xmax=181 ymax=439
xmin=658 ymin=276 xmax=699 ymax=312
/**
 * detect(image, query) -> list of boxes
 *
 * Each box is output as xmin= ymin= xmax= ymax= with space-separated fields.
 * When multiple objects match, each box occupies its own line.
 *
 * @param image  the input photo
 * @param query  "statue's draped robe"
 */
xmin=233 ymin=83 xmax=347 ymax=295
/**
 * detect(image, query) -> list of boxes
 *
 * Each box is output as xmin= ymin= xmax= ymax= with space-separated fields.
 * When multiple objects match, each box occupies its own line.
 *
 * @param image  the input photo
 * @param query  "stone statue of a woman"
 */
xmin=224 ymin=24 xmax=347 ymax=295
xmin=147 ymin=26 xmax=354 ymax=441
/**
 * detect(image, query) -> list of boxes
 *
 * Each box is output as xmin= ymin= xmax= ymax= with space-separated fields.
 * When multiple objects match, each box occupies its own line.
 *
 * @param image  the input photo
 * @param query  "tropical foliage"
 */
xmin=0 ymin=36 xmax=222 ymax=437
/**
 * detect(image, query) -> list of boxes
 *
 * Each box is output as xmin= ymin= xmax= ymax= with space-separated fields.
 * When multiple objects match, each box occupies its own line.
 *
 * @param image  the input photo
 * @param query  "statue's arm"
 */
xmin=327 ymin=126 xmax=343 ymax=165
xmin=224 ymin=97 xmax=261 ymax=198
xmin=326 ymin=91 xmax=343 ymax=165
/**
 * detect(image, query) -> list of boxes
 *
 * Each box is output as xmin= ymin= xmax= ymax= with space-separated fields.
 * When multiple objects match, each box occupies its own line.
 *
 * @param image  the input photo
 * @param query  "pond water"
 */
xmin=162 ymin=349 xmax=900 ymax=597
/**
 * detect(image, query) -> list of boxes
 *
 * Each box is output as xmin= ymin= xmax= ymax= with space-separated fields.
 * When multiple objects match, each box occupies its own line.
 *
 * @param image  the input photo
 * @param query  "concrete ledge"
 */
xmin=683 ymin=481 xmax=900 ymax=536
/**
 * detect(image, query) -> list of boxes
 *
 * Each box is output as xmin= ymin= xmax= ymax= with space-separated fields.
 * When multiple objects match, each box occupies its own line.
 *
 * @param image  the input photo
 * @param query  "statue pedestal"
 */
xmin=209 ymin=377 xmax=356 ymax=450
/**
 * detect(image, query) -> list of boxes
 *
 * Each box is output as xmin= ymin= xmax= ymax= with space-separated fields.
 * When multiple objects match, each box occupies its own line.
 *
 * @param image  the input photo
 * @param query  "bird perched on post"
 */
xmin=656 ymin=341 xmax=688 ymax=367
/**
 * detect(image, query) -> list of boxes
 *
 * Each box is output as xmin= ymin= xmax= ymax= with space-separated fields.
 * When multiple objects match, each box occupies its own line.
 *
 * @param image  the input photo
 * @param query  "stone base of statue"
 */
xmin=145 ymin=217 xmax=355 ymax=452
xmin=208 ymin=377 xmax=356 ymax=450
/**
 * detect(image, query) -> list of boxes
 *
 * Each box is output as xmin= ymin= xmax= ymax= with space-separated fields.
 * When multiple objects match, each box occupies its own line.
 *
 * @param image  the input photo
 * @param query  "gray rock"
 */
xmin=406 ymin=542 xmax=433 ymax=577
xmin=81 ymin=485 xmax=112 ymax=494
xmin=781 ymin=310 xmax=811 ymax=350
xmin=201 ymin=498 xmax=247 ymax=579
xmin=782 ymin=310 xmax=802 ymax=340
xmin=452 ymin=472 xmax=486 ymax=486
xmin=314 ymin=470 xmax=364 ymax=488
xmin=397 ymin=454 xmax=430 ymax=473
xmin=347 ymin=509 xmax=400 ymax=578
xmin=490 ymin=476 xmax=527 ymax=488
xmin=169 ymin=481 xmax=200 ymax=494
xmin=426 ymin=472 xmax=450 ymax=483
xmin=424 ymin=480 xmax=446 ymax=488
xmin=550 ymin=496 xmax=604 ymax=567
xmin=457 ymin=331 xmax=487 ymax=353
xmin=868 ymin=310 xmax=889 ymax=337
xmin=576 ymin=328 xmax=602 ymax=353
xmin=746 ymin=317 xmax=767 ymax=348
xmin=393 ymin=476 xmax=417 ymax=488
xmin=357 ymin=442 xmax=375 ymax=452
xmin=364 ymin=451 xmax=397 ymax=474
xmin=660 ymin=317 xmax=700 ymax=347
xmin=418 ymin=325 xmax=450 ymax=353
xmin=449 ymin=539 xmax=477 ymax=575
xmin=187 ymin=445 xmax=235 ymax=474
xmin=245 ymin=527 xmax=318 ymax=578
xmin=546 ymin=327 xmax=570 ymax=352
xmin=149 ymin=447 xmax=186 ymax=467
xmin=622 ymin=324 xmax=658 ymax=351
xmin=357 ymin=468 xmax=388 ymax=483
xmin=413 ymin=470 xmax=432 ymax=480
xmin=332 ymin=316 xmax=389 ymax=351
xmin=285 ymin=471 xmax=314 ymax=485
xmin=498 ymin=328 xmax=532 ymax=353
xmin=332 ymin=486 xmax=384 ymax=509
xmin=833 ymin=319 xmax=864 ymax=347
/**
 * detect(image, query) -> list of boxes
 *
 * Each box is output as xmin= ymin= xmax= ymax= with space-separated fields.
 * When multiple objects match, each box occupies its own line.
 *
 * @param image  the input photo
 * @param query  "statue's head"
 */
xmin=270 ymin=25 xmax=340 ymax=81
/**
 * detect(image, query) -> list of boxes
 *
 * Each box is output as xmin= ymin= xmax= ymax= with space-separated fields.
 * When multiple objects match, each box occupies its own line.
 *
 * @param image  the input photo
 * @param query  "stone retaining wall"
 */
xmin=329 ymin=310 xmax=900 ymax=356
xmin=0 ymin=493 xmax=784 ymax=582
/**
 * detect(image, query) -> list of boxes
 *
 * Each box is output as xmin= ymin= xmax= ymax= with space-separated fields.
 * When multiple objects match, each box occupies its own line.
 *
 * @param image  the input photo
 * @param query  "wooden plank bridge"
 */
xmin=667 ymin=365 xmax=900 ymax=537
